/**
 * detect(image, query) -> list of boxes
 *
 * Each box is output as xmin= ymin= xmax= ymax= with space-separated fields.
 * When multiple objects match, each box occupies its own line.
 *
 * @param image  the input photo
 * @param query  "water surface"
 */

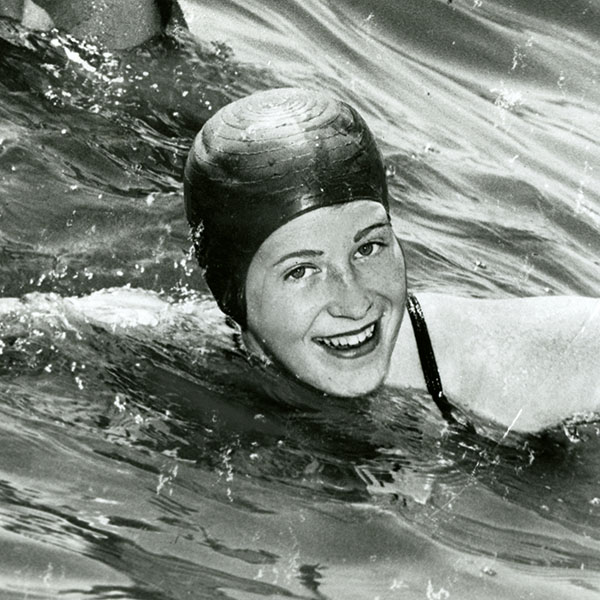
xmin=1 ymin=0 xmax=600 ymax=597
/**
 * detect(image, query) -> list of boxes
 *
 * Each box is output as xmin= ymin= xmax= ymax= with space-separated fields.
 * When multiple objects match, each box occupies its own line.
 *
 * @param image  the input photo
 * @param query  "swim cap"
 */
xmin=184 ymin=87 xmax=389 ymax=326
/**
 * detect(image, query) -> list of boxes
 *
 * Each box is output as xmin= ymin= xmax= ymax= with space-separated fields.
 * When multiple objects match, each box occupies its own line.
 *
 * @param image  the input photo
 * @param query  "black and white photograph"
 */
xmin=0 ymin=1 xmax=599 ymax=598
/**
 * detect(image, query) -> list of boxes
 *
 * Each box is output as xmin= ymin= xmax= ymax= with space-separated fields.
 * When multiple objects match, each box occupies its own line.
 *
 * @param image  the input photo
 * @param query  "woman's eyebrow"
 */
xmin=273 ymin=249 xmax=324 ymax=266
xmin=353 ymin=221 xmax=391 ymax=242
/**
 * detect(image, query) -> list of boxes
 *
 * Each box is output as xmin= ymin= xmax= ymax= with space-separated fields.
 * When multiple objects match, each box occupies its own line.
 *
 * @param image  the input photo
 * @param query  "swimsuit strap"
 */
xmin=406 ymin=293 xmax=455 ymax=423
xmin=157 ymin=0 xmax=187 ymax=27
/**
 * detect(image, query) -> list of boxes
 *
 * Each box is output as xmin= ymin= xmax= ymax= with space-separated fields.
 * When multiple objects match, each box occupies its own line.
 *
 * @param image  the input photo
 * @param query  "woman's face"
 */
xmin=243 ymin=200 xmax=406 ymax=396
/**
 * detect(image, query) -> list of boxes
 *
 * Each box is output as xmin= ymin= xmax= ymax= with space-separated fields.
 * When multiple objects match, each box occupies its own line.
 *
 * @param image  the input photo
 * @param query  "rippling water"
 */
xmin=1 ymin=0 xmax=600 ymax=598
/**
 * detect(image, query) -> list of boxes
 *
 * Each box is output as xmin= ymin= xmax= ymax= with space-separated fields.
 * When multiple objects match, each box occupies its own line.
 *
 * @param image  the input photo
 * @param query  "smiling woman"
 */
xmin=184 ymin=87 xmax=600 ymax=433
xmin=244 ymin=201 xmax=406 ymax=397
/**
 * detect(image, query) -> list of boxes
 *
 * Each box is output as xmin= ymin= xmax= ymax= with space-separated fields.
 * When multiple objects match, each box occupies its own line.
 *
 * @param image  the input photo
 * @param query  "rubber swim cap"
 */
xmin=184 ymin=87 xmax=389 ymax=326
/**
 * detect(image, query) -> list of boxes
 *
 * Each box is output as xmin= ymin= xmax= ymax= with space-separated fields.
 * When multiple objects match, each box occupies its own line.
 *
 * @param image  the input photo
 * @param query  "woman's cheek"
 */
xmin=367 ymin=258 xmax=402 ymax=288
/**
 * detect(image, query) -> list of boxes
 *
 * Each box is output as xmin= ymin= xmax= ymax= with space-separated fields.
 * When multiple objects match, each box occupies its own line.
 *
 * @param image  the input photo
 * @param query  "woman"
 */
xmin=184 ymin=87 xmax=600 ymax=433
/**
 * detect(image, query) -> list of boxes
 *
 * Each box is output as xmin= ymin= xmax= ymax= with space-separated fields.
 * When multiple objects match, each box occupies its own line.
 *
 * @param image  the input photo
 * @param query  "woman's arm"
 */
xmin=514 ymin=296 xmax=600 ymax=426
xmin=425 ymin=295 xmax=600 ymax=432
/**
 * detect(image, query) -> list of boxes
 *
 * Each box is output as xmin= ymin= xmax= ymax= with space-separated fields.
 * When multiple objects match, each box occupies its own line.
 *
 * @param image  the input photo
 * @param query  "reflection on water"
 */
xmin=1 ymin=0 xmax=600 ymax=597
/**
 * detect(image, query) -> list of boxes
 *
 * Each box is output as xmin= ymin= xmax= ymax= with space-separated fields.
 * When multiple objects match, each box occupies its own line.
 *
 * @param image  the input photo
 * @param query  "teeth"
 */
xmin=317 ymin=323 xmax=375 ymax=349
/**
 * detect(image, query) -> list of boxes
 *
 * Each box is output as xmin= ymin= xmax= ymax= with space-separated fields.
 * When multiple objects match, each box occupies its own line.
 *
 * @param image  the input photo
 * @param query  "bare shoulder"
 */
xmin=416 ymin=293 xmax=600 ymax=431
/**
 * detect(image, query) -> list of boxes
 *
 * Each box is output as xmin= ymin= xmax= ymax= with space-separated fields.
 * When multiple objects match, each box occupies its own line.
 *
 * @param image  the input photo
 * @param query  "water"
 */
xmin=1 ymin=0 xmax=600 ymax=597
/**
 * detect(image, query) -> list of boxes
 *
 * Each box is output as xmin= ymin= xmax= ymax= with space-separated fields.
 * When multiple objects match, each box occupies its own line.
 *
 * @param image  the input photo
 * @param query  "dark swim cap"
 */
xmin=184 ymin=87 xmax=389 ymax=326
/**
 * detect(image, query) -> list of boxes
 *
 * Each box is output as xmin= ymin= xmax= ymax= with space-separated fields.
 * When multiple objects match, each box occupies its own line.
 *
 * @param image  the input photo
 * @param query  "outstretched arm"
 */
xmin=431 ymin=295 xmax=600 ymax=432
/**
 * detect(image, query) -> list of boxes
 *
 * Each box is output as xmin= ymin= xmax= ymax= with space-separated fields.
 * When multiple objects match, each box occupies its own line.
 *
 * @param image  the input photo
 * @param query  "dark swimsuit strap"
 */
xmin=406 ymin=293 xmax=456 ymax=423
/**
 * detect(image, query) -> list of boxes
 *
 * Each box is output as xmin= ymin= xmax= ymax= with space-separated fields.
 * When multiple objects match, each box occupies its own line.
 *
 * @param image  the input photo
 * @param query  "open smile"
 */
xmin=313 ymin=320 xmax=380 ymax=359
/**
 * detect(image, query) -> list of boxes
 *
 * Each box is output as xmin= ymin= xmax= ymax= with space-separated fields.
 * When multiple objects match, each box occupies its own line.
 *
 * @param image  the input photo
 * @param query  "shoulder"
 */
xmin=419 ymin=293 xmax=600 ymax=339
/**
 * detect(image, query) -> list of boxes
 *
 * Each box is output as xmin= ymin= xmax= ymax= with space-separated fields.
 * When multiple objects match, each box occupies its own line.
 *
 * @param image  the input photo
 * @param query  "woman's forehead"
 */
xmin=257 ymin=201 xmax=389 ymax=257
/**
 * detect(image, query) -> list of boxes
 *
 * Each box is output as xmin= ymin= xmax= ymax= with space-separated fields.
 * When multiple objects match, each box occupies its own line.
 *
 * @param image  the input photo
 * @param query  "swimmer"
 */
xmin=184 ymin=87 xmax=600 ymax=433
xmin=0 ymin=0 xmax=185 ymax=49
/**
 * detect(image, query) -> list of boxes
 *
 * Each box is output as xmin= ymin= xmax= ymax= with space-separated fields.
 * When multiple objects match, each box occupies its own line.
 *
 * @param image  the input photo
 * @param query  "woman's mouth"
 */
xmin=313 ymin=321 xmax=380 ymax=359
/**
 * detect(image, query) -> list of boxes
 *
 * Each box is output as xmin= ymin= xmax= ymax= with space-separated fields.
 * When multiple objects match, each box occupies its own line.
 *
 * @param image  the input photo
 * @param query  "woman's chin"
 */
xmin=302 ymin=373 xmax=383 ymax=398
xmin=242 ymin=331 xmax=388 ymax=398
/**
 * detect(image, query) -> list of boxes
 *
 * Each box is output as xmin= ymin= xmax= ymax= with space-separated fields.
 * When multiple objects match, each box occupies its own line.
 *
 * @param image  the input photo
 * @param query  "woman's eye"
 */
xmin=358 ymin=243 xmax=374 ymax=257
xmin=355 ymin=241 xmax=383 ymax=258
xmin=285 ymin=266 xmax=309 ymax=280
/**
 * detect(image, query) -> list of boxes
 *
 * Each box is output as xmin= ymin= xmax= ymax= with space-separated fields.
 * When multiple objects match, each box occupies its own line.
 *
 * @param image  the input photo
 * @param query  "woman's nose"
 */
xmin=326 ymin=268 xmax=373 ymax=320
